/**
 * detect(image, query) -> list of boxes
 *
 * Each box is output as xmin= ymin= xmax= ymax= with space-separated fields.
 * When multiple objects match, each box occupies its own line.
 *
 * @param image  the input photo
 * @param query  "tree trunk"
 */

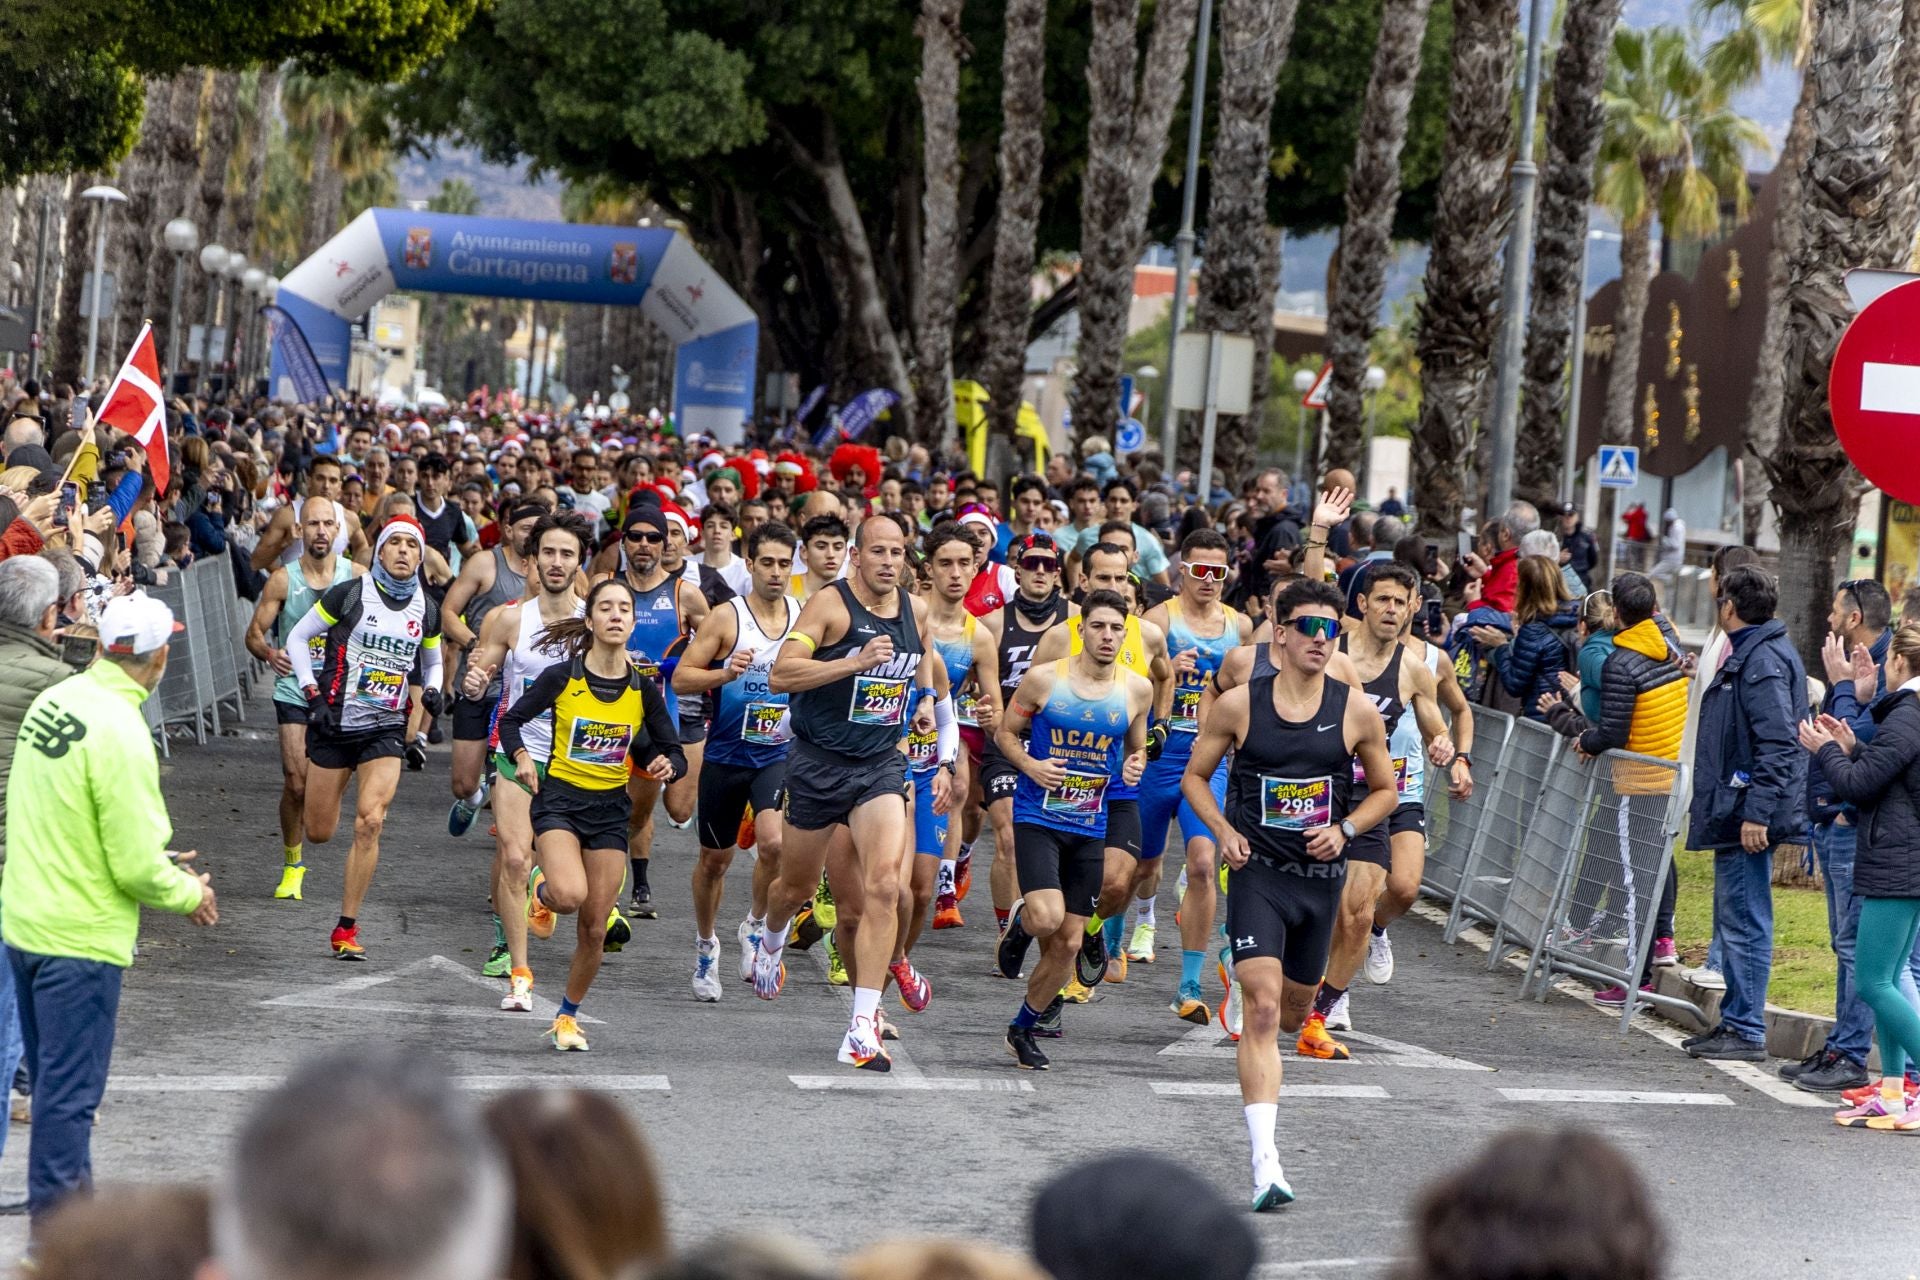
xmin=1599 ymin=215 xmax=1653 ymax=455
xmin=232 ymin=68 xmax=279 ymax=264
xmin=183 ymin=71 xmax=241 ymax=338
xmin=913 ymin=0 xmax=968 ymax=448
xmin=143 ymin=71 xmax=207 ymax=378
xmin=105 ymin=77 xmax=174 ymax=377
xmin=53 ymin=175 xmax=98 ymax=386
xmin=1072 ymin=0 xmax=1203 ymax=445
xmin=981 ymin=0 xmax=1049 ymax=439
xmin=1768 ymin=0 xmax=1911 ymax=668
xmin=304 ymin=99 xmax=340 ymax=257
xmin=1194 ymin=0 xmax=1301 ymax=487
xmin=0 ymin=184 xmax=19 ymax=294
xmin=1411 ymin=0 xmax=1519 ymax=539
xmin=1514 ymin=0 xmax=1626 ymax=505
xmin=1322 ymin=0 xmax=1437 ymax=474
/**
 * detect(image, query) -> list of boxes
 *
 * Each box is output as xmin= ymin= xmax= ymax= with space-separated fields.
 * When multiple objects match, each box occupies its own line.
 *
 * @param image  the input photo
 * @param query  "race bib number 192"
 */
xmin=1260 ymin=775 xmax=1333 ymax=831
xmin=849 ymin=675 xmax=908 ymax=726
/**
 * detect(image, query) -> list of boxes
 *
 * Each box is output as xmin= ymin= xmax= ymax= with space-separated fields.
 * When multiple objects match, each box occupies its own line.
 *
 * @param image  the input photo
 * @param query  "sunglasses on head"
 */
xmin=1184 ymin=561 xmax=1228 ymax=583
xmin=625 ymin=530 xmax=664 ymax=544
xmin=1286 ymin=615 xmax=1341 ymax=641
xmin=1019 ymin=554 xmax=1058 ymax=572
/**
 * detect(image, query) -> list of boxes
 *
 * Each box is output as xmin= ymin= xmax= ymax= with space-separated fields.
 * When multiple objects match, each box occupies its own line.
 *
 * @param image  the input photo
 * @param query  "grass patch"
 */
xmin=1670 ymin=847 xmax=1834 ymax=1016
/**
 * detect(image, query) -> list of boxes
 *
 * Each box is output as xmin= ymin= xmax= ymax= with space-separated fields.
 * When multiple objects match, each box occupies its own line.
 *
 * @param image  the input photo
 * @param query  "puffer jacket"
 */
xmin=1492 ymin=601 xmax=1581 ymax=721
xmin=1577 ymin=617 xmax=1688 ymax=795
xmin=1817 ymin=687 xmax=1920 ymax=898
xmin=1688 ymin=619 xmax=1809 ymax=850
xmin=0 ymin=620 xmax=76 ymax=866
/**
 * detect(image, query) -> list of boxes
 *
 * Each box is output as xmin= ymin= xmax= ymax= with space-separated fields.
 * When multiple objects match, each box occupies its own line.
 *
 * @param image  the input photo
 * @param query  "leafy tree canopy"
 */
xmin=0 ymin=46 xmax=143 ymax=185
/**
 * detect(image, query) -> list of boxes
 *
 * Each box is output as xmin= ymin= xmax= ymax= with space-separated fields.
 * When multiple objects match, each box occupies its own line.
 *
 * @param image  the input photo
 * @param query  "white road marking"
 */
xmin=1261 ymin=1259 xmax=1403 ymax=1276
xmin=1499 ymin=1087 xmax=1733 ymax=1106
xmin=109 ymin=1074 xmax=670 ymax=1093
xmin=789 ymin=1075 xmax=1034 ymax=1092
xmin=259 ymin=954 xmax=602 ymax=1023
xmin=1860 ymin=361 xmax=1920 ymax=414
xmin=1156 ymin=1023 xmax=1490 ymax=1070
xmin=1151 ymin=1082 xmax=1388 ymax=1099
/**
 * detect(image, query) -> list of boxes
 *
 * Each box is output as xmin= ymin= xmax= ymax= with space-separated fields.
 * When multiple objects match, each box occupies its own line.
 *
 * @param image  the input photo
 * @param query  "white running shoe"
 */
xmin=499 ymin=970 xmax=534 ymax=1012
xmin=692 ymin=938 xmax=723 ymax=1002
xmin=837 ymin=1015 xmax=892 ymax=1071
xmin=1222 ymin=977 xmax=1244 ymax=1041
xmin=753 ymin=938 xmax=787 ymax=1000
xmin=1251 ymin=1158 xmax=1296 ymax=1212
xmin=737 ymin=919 xmax=761 ymax=983
xmin=1364 ymin=931 xmax=1395 ymax=984
xmin=1325 ymin=991 xmax=1352 ymax=1032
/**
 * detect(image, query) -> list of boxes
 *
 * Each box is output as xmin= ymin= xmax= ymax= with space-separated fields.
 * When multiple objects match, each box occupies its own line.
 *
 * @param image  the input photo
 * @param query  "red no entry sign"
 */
xmin=1830 ymin=278 xmax=1920 ymax=504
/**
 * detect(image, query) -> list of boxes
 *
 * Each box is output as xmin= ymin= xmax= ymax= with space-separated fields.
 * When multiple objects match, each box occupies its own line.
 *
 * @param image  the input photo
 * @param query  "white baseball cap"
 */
xmin=100 ymin=590 xmax=184 ymax=656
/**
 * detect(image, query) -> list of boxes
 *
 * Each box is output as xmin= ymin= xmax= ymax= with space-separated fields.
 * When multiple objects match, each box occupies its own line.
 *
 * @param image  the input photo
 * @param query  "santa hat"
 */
xmin=773 ymin=451 xmax=817 ymax=494
xmin=375 ymin=514 xmax=426 ymax=556
xmin=697 ymin=450 xmax=726 ymax=474
xmin=659 ymin=501 xmax=692 ymax=537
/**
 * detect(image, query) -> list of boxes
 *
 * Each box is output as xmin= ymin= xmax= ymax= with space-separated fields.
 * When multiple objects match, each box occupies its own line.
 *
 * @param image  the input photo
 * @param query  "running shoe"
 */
xmin=1552 ymin=921 xmax=1592 ymax=948
xmin=603 ymin=908 xmax=632 ymax=953
xmin=1842 ymin=1079 xmax=1920 ymax=1107
xmin=1033 ymin=994 xmax=1065 ymax=1038
xmin=1251 ymin=1166 xmax=1296 ymax=1212
xmin=1594 ymin=982 xmax=1653 ymax=1007
xmin=838 ymin=1015 xmax=891 ymax=1072
xmin=1296 ymin=1013 xmax=1351 ymax=1060
xmin=752 ymin=939 xmax=787 ymax=1000
xmin=955 ymin=846 xmax=973 ymax=901
xmin=1170 ymin=981 xmax=1210 ymax=1026
xmin=889 ymin=958 xmax=932 ymax=1012
xmin=1128 ymin=921 xmax=1157 ymax=963
xmin=1061 ymin=977 xmax=1095 ymax=1004
xmin=500 ymin=968 xmax=534 ymax=1012
xmin=737 ymin=804 xmax=756 ymax=851
xmin=1104 ymin=951 xmax=1128 ymax=984
xmin=1221 ymin=977 xmax=1244 ymax=1042
xmin=1076 ymin=925 xmax=1109 ymax=987
xmin=630 ymin=883 xmax=657 ymax=920
xmin=448 ymin=789 xmax=485 ymax=837
xmin=406 ymin=735 xmax=428 ymax=771
xmin=1835 ymin=1092 xmax=1917 ymax=1128
xmin=788 ymin=903 xmax=824 ymax=951
xmin=1651 ymin=936 xmax=1679 ymax=967
xmin=329 ymin=925 xmax=366 ymax=961
xmin=1364 ymin=931 xmax=1394 ymax=984
xmin=527 ymin=867 xmax=556 ymax=940
xmin=274 ymin=864 xmax=306 ymax=901
xmin=427 ymin=721 xmax=445 ymax=746
xmin=813 ymin=875 xmax=838 ymax=930
xmin=826 ymin=934 xmax=848 ymax=986
xmin=737 ymin=919 xmax=761 ymax=983
xmin=933 ymin=895 xmax=964 ymax=930
xmin=1325 ymin=991 xmax=1352 ymax=1032
xmin=997 ymin=899 xmax=1033 ymax=980
xmin=693 ymin=938 xmax=723 ymax=1002
xmin=1006 ymin=1025 xmax=1051 ymax=1070
xmin=665 ymin=811 xmax=695 ymax=831
xmin=547 ymin=1014 xmax=589 ymax=1051
xmin=482 ymin=943 xmax=511 ymax=978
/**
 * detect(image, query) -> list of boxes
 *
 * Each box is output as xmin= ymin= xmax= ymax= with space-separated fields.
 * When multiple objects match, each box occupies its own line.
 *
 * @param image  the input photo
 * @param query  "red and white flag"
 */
xmin=97 ymin=321 xmax=171 ymax=494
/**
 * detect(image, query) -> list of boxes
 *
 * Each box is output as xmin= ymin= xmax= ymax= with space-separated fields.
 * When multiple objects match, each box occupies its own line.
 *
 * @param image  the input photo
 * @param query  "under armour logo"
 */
xmin=1234 ymin=935 xmax=1256 ymax=950
xmin=24 ymin=708 xmax=86 ymax=759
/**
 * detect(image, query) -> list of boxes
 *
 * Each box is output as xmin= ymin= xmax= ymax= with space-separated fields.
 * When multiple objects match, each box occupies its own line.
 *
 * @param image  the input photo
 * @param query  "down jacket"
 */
xmin=1491 ymin=600 xmax=1580 ymax=721
xmin=1816 ymin=687 xmax=1920 ymax=898
xmin=1576 ymin=617 xmax=1688 ymax=795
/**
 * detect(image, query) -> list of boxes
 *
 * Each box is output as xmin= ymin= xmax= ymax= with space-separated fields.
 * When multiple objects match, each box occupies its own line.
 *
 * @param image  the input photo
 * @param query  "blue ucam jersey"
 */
xmin=705 ymin=595 xmax=800 ymax=769
xmin=1012 ymin=661 xmax=1130 ymax=836
xmin=1163 ymin=598 xmax=1241 ymax=754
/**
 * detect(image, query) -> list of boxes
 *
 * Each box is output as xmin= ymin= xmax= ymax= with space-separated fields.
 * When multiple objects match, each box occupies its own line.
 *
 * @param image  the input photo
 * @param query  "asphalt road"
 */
xmin=1 ymin=699 xmax=1915 ymax=1279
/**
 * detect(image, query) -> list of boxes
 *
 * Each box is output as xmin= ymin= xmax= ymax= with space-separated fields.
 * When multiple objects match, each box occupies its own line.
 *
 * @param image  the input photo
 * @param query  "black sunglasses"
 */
xmin=625 ymin=531 xmax=665 ymax=544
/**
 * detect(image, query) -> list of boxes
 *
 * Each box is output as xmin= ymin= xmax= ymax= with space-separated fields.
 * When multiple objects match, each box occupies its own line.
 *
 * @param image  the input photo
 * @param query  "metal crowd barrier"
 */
xmin=1420 ymin=708 xmax=1517 ymax=904
xmin=1445 ymin=717 xmax=1564 ymax=941
xmin=144 ymin=551 xmax=256 ymax=755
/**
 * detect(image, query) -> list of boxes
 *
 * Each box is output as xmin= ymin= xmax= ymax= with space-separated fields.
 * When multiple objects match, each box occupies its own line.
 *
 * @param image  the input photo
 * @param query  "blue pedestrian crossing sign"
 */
xmin=1116 ymin=417 xmax=1145 ymax=453
xmin=1598 ymin=444 xmax=1639 ymax=489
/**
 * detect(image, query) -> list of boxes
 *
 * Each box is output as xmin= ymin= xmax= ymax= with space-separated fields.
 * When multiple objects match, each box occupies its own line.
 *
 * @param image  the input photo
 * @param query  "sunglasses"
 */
xmin=1019 ymin=555 xmax=1059 ymax=572
xmin=625 ymin=531 xmax=665 ymax=544
xmin=1286 ymin=616 xmax=1342 ymax=641
xmin=1184 ymin=562 xmax=1228 ymax=583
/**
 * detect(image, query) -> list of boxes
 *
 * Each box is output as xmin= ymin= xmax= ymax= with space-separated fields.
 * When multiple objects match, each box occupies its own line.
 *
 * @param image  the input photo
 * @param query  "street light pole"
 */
xmin=1484 ymin=0 xmax=1548 ymax=518
xmin=1559 ymin=231 xmax=1595 ymax=507
xmin=198 ymin=243 xmax=229 ymax=395
xmin=1291 ymin=367 xmax=1315 ymax=487
xmin=163 ymin=217 xmax=199 ymax=389
xmin=28 ymin=188 xmax=54 ymax=383
xmin=221 ymin=252 xmax=248 ymax=398
xmin=79 ymin=185 xmax=127 ymax=384
xmin=1160 ymin=0 xmax=1214 ymax=474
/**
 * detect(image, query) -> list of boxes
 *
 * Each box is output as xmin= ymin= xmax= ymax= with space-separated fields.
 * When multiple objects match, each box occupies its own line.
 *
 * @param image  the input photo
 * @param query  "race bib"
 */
xmin=743 ymin=700 xmax=787 ymax=745
xmin=1043 ymin=770 xmax=1110 ymax=820
xmin=1351 ymin=756 xmax=1412 ymax=794
xmin=353 ymin=665 xmax=407 ymax=711
xmin=306 ymin=635 xmax=327 ymax=669
xmin=906 ymin=725 xmax=938 ymax=770
xmin=1170 ymin=685 xmax=1203 ymax=733
xmin=566 ymin=718 xmax=633 ymax=766
xmin=956 ymin=689 xmax=981 ymax=727
xmin=849 ymin=675 xmax=908 ymax=726
xmin=628 ymin=655 xmax=662 ymax=680
xmin=1260 ymin=775 xmax=1333 ymax=831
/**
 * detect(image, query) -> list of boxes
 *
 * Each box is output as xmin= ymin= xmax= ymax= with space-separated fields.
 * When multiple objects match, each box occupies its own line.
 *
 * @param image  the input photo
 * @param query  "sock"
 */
xmin=995 ymin=907 xmax=1009 ymax=927
xmin=1103 ymin=914 xmax=1126 ymax=952
xmin=937 ymin=858 xmax=956 ymax=897
xmin=1085 ymin=915 xmax=1104 ymax=936
xmin=1370 ymin=923 xmax=1386 ymax=938
xmin=1313 ymin=981 xmax=1346 ymax=1019
xmin=851 ymin=986 xmax=881 ymax=1028
xmin=1011 ymin=1001 xmax=1042 ymax=1030
xmin=464 ymin=783 xmax=486 ymax=807
xmin=1140 ymin=896 xmax=1157 ymax=927
xmin=336 ymin=916 xmax=355 ymax=932
xmin=536 ymin=882 xmax=550 ymax=909
xmin=1181 ymin=950 xmax=1205 ymax=990
xmin=1245 ymin=1102 xmax=1279 ymax=1169
xmin=747 ymin=914 xmax=766 ymax=930
xmin=699 ymin=934 xmax=718 ymax=950
xmin=761 ymin=924 xmax=786 ymax=956
xmin=558 ymin=997 xmax=580 ymax=1019
xmin=283 ymin=843 xmax=302 ymax=867
xmin=632 ymin=859 xmax=650 ymax=890
xmin=491 ymin=914 xmax=507 ymax=949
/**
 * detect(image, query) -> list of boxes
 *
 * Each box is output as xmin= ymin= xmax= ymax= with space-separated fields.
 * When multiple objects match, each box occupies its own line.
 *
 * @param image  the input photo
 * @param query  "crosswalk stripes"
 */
xmin=1498 ymin=1087 xmax=1734 ymax=1106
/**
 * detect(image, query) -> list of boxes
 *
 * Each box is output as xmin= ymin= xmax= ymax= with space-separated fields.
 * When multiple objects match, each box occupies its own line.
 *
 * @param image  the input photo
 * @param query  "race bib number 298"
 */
xmin=1260 ymin=775 xmax=1332 ymax=831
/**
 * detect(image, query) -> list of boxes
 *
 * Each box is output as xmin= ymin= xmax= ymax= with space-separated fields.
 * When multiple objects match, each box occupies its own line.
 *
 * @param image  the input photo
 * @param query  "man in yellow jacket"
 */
xmin=2 ymin=590 xmax=217 ymax=1232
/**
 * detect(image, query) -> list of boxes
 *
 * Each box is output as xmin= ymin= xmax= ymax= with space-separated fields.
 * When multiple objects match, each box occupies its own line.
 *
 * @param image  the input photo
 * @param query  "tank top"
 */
xmin=791 ymin=580 xmax=924 ymax=761
xmin=459 ymin=547 xmax=528 ymax=692
xmin=274 ymin=556 xmax=355 ymax=706
xmin=490 ymin=597 xmax=583 ymax=764
xmin=996 ymin=597 xmax=1071 ymax=708
xmin=707 ymin=595 xmax=801 ymax=769
xmin=934 ymin=614 xmax=984 ymax=726
xmin=1227 ymin=674 xmax=1354 ymax=868
xmin=1069 ymin=614 xmax=1152 ymax=677
xmin=1390 ymin=642 xmax=1444 ymax=805
xmin=547 ymin=660 xmax=650 ymax=791
xmin=1011 ymin=661 xmax=1131 ymax=836
xmin=623 ymin=571 xmax=684 ymax=721
xmin=1165 ymin=598 xmax=1241 ymax=748
xmin=1342 ymin=635 xmax=1411 ymax=801
xmin=314 ymin=576 xmax=438 ymax=736
xmin=278 ymin=500 xmax=351 ymax=568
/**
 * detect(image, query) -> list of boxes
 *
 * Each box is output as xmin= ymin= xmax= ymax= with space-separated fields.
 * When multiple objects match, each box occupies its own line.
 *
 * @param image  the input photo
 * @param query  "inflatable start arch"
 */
xmin=273 ymin=209 xmax=757 ymax=440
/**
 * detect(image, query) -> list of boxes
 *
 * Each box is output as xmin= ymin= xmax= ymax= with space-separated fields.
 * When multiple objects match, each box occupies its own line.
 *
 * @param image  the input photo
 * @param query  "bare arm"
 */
xmin=769 ymin=592 xmax=872 ymax=694
xmin=673 ymin=602 xmax=744 ymax=695
xmin=1341 ymin=700 xmax=1399 ymax=849
xmin=1142 ymin=618 xmax=1175 ymax=722
xmin=1186 ymin=685 xmax=1250 ymax=867
xmin=679 ymin=578 xmax=711 ymax=633
xmin=969 ymin=619 xmax=1002 ymax=729
xmin=250 ymin=506 xmax=294 ymax=573
xmin=440 ymin=551 xmax=494 ymax=652
xmin=344 ymin=510 xmax=369 ymax=558
xmin=993 ymin=664 xmax=1064 ymax=788
xmin=1199 ymin=646 xmax=1252 ymax=724
xmin=459 ymin=603 xmax=519 ymax=700
xmin=246 ymin=568 xmax=291 ymax=671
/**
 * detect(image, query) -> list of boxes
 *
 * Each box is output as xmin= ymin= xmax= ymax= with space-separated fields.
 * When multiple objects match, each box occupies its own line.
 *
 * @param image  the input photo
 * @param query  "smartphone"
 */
xmin=1456 ymin=529 xmax=1472 ymax=561
xmin=1425 ymin=541 xmax=1441 ymax=576
xmin=60 ymin=633 xmax=97 ymax=668
xmin=55 ymin=482 xmax=77 ymax=528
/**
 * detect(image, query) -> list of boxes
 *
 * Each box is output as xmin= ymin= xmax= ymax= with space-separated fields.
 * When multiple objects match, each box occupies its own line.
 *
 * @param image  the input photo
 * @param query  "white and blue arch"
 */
xmin=274 ymin=208 xmax=758 ymax=440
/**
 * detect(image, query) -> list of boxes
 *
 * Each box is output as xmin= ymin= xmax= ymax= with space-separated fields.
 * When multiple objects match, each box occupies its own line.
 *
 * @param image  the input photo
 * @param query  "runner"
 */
xmin=244 ymin=496 xmax=362 ymax=901
xmin=495 ymin=579 xmax=686 ymax=1051
xmin=1183 ymin=578 xmax=1397 ymax=1209
xmin=458 ymin=513 xmax=591 ymax=1011
xmin=658 ymin=502 xmax=722 ymax=837
xmin=675 ymin=520 xmax=801 ymax=1002
xmin=920 ymin=525 xmax=1002 ymax=931
xmin=285 ymin=515 xmax=444 ymax=960
xmin=601 ymin=503 xmax=710 ymax=920
xmin=1140 ymin=530 xmax=1252 ymax=1023
xmin=889 ymin=640 xmax=953 ymax=1014
xmin=248 ymin=454 xmax=369 ymax=573
xmin=792 ymin=514 xmax=850 ymax=602
xmin=754 ymin=516 xmax=947 ymax=1073
xmin=994 ymin=590 xmax=1152 ymax=1068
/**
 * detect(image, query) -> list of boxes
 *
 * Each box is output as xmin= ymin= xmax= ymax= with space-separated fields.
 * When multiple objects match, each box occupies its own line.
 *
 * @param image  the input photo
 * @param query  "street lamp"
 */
xmin=240 ymin=268 xmax=267 ymax=394
xmin=79 ymin=185 xmax=128 ymax=384
xmin=162 ymin=217 xmax=198 ymax=387
xmin=256 ymin=276 xmax=279 ymax=394
xmin=222 ymin=253 xmax=249 ymax=395
xmin=1291 ymin=367 xmax=1317 ymax=489
xmin=198 ymin=243 xmax=229 ymax=389
xmin=1359 ymin=364 xmax=1387 ymax=502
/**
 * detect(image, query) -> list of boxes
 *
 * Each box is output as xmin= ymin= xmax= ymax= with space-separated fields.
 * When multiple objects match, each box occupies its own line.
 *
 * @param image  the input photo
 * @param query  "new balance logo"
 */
xmin=24 ymin=708 xmax=86 ymax=759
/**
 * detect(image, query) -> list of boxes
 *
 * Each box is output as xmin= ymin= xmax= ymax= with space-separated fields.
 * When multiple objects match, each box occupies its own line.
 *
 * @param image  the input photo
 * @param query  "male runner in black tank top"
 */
xmin=1181 ymin=579 xmax=1398 ymax=1212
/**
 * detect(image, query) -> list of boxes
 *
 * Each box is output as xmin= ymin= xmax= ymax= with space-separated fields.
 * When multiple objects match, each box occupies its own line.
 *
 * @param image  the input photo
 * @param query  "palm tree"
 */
xmin=1321 ymin=0 xmax=1438 ymax=473
xmin=980 ymin=0 xmax=1047 ymax=441
xmin=1193 ymin=0 xmax=1301 ymax=482
xmin=105 ymin=77 xmax=173 ymax=373
xmin=1513 ymin=0 xmax=1627 ymax=503
xmin=420 ymin=178 xmax=480 ymax=394
xmin=1767 ymin=0 xmax=1913 ymax=663
xmin=1411 ymin=0 xmax=1519 ymax=539
xmin=228 ymin=67 xmax=281 ymax=272
xmin=912 ymin=0 xmax=968 ymax=447
xmin=141 ymin=71 xmax=207 ymax=370
xmin=1072 ymin=0 xmax=1203 ymax=445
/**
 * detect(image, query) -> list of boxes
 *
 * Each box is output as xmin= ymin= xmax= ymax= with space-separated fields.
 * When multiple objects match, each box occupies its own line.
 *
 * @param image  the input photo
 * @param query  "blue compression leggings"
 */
xmin=1857 ymin=897 xmax=1920 ymax=1082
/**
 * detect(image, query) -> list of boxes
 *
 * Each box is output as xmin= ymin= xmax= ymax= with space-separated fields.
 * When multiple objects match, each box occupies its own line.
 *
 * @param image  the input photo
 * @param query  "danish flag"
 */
xmin=97 ymin=321 xmax=171 ymax=494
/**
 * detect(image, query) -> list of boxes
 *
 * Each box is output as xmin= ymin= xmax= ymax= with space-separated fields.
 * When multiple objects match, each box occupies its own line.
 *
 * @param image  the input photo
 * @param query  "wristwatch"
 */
xmin=1455 ymin=752 xmax=1473 ymax=766
xmin=938 ymin=758 xmax=957 ymax=775
xmin=1339 ymin=819 xmax=1357 ymax=842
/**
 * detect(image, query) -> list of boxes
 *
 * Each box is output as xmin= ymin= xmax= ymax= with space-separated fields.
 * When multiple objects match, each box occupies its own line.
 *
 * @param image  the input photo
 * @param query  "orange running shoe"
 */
xmin=933 ymin=896 xmax=964 ymax=929
xmin=329 ymin=925 xmax=365 ymax=961
xmin=738 ymin=803 xmax=757 ymax=851
xmin=954 ymin=847 xmax=973 ymax=901
xmin=1296 ymin=1013 xmax=1351 ymax=1061
xmin=528 ymin=867 xmax=556 ymax=940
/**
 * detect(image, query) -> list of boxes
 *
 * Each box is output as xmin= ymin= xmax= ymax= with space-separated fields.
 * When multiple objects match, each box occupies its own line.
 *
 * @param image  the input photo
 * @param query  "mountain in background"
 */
xmin=396 ymin=146 xmax=564 ymax=221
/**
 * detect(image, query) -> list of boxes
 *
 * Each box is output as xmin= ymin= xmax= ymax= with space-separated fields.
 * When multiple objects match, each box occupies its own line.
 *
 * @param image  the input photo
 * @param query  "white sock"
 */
xmin=938 ymin=859 xmax=957 ymax=896
xmin=746 ymin=914 xmax=766 ymax=930
xmin=1245 ymin=1103 xmax=1279 ymax=1172
xmin=1139 ymin=896 xmax=1158 ymax=928
xmin=698 ymin=934 xmax=718 ymax=949
xmin=851 ymin=986 xmax=882 ymax=1029
xmin=761 ymin=925 xmax=785 ymax=956
xmin=464 ymin=783 xmax=486 ymax=807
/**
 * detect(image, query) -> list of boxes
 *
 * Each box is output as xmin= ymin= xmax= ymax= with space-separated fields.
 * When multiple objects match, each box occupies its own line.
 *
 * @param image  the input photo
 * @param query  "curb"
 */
xmin=1650 ymin=966 xmax=1833 ymax=1063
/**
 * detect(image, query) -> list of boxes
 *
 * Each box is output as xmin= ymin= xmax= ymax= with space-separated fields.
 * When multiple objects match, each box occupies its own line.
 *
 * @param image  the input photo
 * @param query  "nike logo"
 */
xmin=1316 ymin=724 xmax=1338 ymax=733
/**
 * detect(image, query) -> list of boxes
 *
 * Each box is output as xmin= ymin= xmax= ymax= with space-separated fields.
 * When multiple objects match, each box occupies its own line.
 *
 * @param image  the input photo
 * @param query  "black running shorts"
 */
xmin=980 ymin=744 xmax=1021 ymax=804
xmin=1346 ymin=824 xmax=1391 ymax=869
xmin=531 ymin=778 xmax=632 ymax=853
xmin=1389 ymin=803 xmax=1426 ymax=839
xmin=678 ymin=702 xmax=709 ymax=745
xmin=1014 ymin=823 xmax=1104 ymax=919
xmin=1226 ymin=856 xmax=1345 ymax=985
xmin=1104 ymin=798 xmax=1142 ymax=858
xmin=274 ymin=698 xmax=308 ymax=726
xmin=782 ymin=740 xmax=907 ymax=832
xmin=698 ymin=758 xmax=787 ymax=850
xmin=452 ymin=691 xmax=496 ymax=742
xmin=306 ymin=724 xmax=404 ymax=771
